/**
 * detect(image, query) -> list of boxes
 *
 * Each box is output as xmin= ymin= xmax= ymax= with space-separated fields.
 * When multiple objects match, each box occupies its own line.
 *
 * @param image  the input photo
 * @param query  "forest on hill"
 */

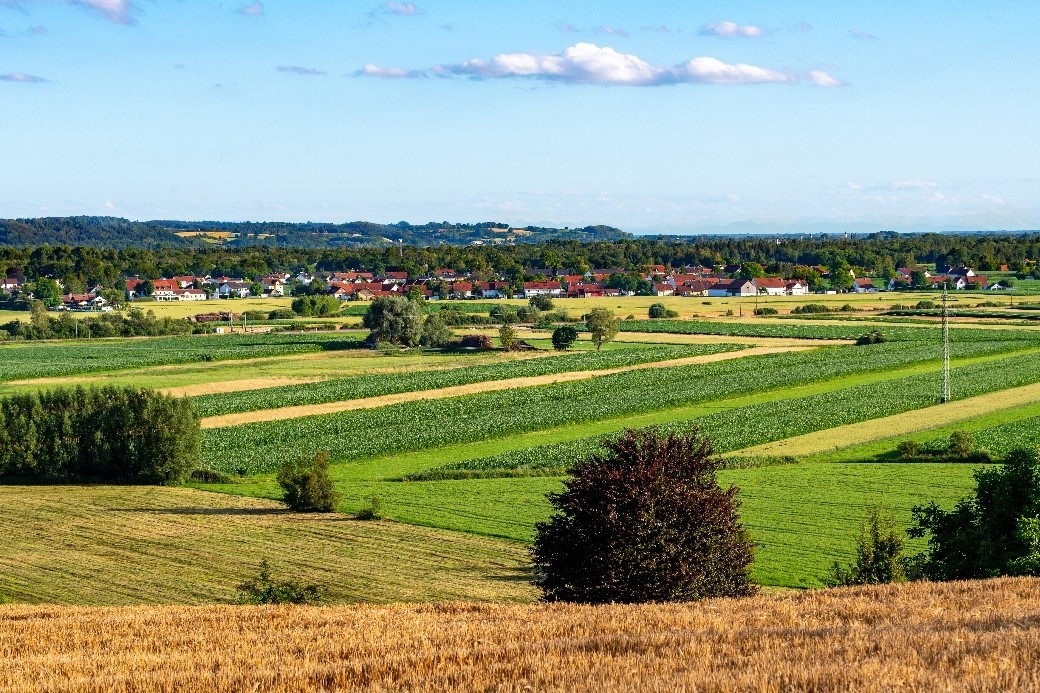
xmin=0 ymin=217 xmax=629 ymax=250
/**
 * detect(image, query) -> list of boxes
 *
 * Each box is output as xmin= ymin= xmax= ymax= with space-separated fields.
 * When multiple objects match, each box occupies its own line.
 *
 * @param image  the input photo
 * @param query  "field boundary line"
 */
xmin=732 ymin=380 xmax=1040 ymax=458
xmin=201 ymin=346 xmax=814 ymax=429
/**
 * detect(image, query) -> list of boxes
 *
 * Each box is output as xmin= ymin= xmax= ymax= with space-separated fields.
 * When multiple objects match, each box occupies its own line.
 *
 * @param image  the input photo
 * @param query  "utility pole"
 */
xmin=941 ymin=288 xmax=951 ymax=403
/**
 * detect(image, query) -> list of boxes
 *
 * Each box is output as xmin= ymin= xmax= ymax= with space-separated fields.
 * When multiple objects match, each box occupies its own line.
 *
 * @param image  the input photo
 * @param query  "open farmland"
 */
xmin=2 ymin=578 xmax=1038 ymax=692
xmin=5 ymin=310 xmax=1040 ymax=597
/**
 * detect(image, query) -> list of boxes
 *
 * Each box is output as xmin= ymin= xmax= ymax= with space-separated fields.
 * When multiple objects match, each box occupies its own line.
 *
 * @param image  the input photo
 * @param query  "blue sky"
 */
xmin=2 ymin=1 xmax=1038 ymax=233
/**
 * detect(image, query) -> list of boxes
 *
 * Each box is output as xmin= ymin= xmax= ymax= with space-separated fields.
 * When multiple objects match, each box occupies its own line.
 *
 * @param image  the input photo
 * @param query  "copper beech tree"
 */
xmin=532 ymin=427 xmax=756 ymax=603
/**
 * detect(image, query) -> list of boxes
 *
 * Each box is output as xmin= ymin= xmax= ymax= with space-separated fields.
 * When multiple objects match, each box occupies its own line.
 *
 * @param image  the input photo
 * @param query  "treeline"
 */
xmin=0 ymin=305 xmax=202 ymax=340
xmin=0 ymin=217 xmax=628 ymax=251
xmin=3 ymin=232 xmax=1040 ymax=293
xmin=0 ymin=387 xmax=200 ymax=484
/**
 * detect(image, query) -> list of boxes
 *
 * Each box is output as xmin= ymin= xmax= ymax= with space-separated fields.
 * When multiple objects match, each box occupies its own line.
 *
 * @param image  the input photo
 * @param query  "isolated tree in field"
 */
xmin=363 ymin=295 xmax=423 ymax=347
xmin=498 ymin=323 xmax=519 ymax=351
xmin=531 ymin=427 xmax=757 ymax=603
xmin=907 ymin=448 xmax=1040 ymax=580
xmin=419 ymin=312 xmax=452 ymax=347
xmin=276 ymin=450 xmax=340 ymax=512
xmin=648 ymin=303 xmax=679 ymax=319
xmin=825 ymin=505 xmax=906 ymax=587
xmin=586 ymin=307 xmax=619 ymax=351
xmin=236 ymin=559 xmax=325 ymax=605
xmin=529 ymin=294 xmax=555 ymax=311
xmin=552 ymin=325 xmax=578 ymax=351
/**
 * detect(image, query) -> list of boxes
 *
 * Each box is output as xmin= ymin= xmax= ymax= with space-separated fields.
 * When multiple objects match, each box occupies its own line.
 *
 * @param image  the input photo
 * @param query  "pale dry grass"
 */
xmin=736 ymin=379 xmax=1040 ymax=458
xmin=160 ymin=377 xmax=325 ymax=397
xmin=201 ymin=345 xmax=814 ymax=429
xmin=1 ymin=579 xmax=1038 ymax=691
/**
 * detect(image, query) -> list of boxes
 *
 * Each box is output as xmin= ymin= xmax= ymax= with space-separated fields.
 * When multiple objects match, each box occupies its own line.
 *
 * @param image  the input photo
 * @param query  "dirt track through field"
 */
xmin=201 ymin=345 xmax=815 ymax=429
xmin=734 ymin=380 xmax=1040 ymax=458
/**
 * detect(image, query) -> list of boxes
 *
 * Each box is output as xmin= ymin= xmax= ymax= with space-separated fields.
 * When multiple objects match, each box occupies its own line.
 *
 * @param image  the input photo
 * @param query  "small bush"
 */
xmin=825 ymin=505 xmax=906 ymax=587
xmin=552 ymin=325 xmax=579 ymax=351
xmin=649 ymin=303 xmax=679 ymax=319
xmin=897 ymin=440 xmax=921 ymax=459
xmin=754 ymin=307 xmax=778 ymax=316
xmin=276 ymin=450 xmax=340 ymax=512
xmin=268 ymin=308 xmax=295 ymax=320
xmin=356 ymin=496 xmax=383 ymax=520
xmin=856 ymin=330 xmax=887 ymax=345
xmin=189 ymin=468 xmax=234 ymax=484
xmin=236 ymin=559 xmax=325 ymax=605
xmin=529 ymin=295 xmax=555 ymax=311
xmin=791 ymin=303 xmax=832 ymax=314
xmin=914 ymin=300 xmax=938 ymax=310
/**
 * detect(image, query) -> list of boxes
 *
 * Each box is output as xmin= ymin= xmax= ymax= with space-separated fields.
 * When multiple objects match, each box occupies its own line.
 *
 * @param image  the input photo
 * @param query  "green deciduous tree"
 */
xmin=551 ymin=325 xmax=578 ymax=351
xmin=586 ymin=307 xmax=619 ymax=351
xmin=907 ymin=448 xmax=1040 ymax=580
xmin=362 ymin=295 xmax=423 ymax=347
xmin=420 ymin=312 xmax=453 ymax=347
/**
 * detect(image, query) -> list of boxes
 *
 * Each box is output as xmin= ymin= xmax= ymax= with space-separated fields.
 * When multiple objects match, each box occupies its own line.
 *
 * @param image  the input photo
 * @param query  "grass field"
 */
xmin=0 ymin=486 xmax=533 ymax=605
xmin=2 ymin=578 xmax=1038 ymax=691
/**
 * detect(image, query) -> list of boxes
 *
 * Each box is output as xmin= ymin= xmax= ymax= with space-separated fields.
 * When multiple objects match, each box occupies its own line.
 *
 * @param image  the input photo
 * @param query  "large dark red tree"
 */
xmin=532 ymin=427 xmax=757 ymax=603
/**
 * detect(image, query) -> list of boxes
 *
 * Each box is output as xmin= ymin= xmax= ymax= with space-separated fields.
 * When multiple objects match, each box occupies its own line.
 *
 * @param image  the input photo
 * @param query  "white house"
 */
xmin=217 ymin=281 xmax=252 ymax=298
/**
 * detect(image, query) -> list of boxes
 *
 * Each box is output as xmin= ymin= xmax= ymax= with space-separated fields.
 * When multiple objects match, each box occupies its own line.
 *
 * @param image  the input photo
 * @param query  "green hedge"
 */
xmin=0 ymin=387 xmax=200 ymax=484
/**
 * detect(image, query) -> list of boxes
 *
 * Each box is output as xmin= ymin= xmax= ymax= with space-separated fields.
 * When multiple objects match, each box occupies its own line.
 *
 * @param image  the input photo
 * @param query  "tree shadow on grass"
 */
xmin=108 ymin=507 xmax=286 ymax=516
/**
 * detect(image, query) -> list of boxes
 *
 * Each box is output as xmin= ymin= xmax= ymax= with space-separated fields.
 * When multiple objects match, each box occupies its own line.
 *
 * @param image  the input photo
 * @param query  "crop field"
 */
xmin=3 ymin=578 xmax=1038 ymax=692
xmin=4 ymin=310 xmax=1040 ymax=601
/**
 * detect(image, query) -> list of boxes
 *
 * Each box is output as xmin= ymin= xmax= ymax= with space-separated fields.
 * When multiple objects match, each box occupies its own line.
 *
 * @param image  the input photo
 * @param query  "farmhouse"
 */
xmin=853 ymin=278 xmax=877 ymax=293
xmin=217 ymin=281 xmax=252 ymax=299
xmin=753 ymin=278 xmax=789 ymax=296
xmin=707 ymin=279 xmax=757 ymax=297
xmin=522 ymin=281 xmax=564 ymax=298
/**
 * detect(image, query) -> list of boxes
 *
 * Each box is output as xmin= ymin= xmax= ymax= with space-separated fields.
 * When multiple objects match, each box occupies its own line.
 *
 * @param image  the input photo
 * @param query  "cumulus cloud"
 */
xmin=381 ymin=1 xmax=419 ymax=16
xmin=0 ymin=71 xmax=49 ymax=83
xmin=69 ymin=0 xmax=137 ymax=25
xmin=809 ymin=69 xmax=843 ymax=87
xmin=355 ymin=64 xmax=424 ymax=79
xmin=236 ymin=2 xmax=264 ymax=17
xmin=700 ymin=21 xmax=763 ymax=38
xmin=432 ymin=43 xmax=794 ymax=86
xmin=849 ymin=29 xmax=877 ymax=40
xmin=276 ymin=65 xmax=326 ymax=76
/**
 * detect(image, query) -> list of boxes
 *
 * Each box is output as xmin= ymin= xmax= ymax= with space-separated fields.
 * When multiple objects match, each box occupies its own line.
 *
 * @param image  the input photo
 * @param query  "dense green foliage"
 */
xmin=615 ymin=320 xmax=1040 ymax=343
xmin=291 ymin=295 xmax=341 ymax=317
xmin=276 ymin=450 xmax=340 ymax=512
xmin=0 ymin=386 xmax=200 ymax=483
xmin=551 ymin=325 xmax=578 ymax=350
xmin=908 ymin=449 xmax=1040 ymax=580
xmin=363 ymin=295 xmax=423 ymax=346
xmin=532 ymin=428 xmax=756 ymax=603
xmin=825 ymin=506 xmax=907 ymax=586
xmin=1 ymin=306 xmax=203 ymax=341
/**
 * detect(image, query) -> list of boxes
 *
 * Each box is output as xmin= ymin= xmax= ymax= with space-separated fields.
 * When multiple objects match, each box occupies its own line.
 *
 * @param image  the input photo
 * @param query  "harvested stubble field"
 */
xmin=1 ymin=578 xmax=1038 ymax=692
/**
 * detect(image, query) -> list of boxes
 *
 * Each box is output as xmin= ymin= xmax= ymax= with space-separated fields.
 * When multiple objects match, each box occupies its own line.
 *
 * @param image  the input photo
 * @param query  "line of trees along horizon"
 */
xmin=2 ymin=233 xmax=1040 ymax=295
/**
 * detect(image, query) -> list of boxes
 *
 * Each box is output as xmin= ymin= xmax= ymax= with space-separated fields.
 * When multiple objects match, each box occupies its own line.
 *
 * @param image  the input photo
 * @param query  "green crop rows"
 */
xmin=201 ymin=339 xmax=1027 ymax=475
xmin=0 ymin=333 xmax=364 ymax=382
xmin=190 ymin=343 xmax=740 ymax=417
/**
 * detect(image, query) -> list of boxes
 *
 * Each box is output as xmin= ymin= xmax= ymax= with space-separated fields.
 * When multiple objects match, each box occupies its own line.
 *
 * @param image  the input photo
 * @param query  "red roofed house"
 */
xmin=522 ymin=281 xmax=564 ymax=298
xmin=753 ymin=278 xmax=789 ymax=296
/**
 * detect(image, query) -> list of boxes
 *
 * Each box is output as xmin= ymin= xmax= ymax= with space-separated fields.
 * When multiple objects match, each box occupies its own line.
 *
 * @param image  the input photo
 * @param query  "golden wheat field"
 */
xmin=2 ymin=578 xmax=1038 ymax=692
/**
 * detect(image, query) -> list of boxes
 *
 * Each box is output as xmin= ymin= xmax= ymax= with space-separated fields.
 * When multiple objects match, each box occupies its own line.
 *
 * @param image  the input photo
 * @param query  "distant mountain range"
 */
xmin=0 ymin=217 xmax=631 ymax=250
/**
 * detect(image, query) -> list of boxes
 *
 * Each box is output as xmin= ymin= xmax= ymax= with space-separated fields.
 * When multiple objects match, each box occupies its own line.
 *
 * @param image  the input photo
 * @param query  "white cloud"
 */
xmin=276 ymin=65 xmax=326 ymax=76
xmin=893 ymin=180 xmax=939 ymax=190
xmin=355 ymin=64 xmax=425 ymax=79
xmin=236 ymin=2 xmax=264 ymax=17
xmin=595 ymin=26 xmax=629 ymax=37
xmin=849 ymin=29 xmax=878 ymax=40
xmin=433 ymin=43 xmax=795 ymax=86
xmin=0 ymin=71 xmax=49 ymax=83
xmin=982 ymin=194 xmax=1006 ymax=205
xmin=700 ymin=21 xmax=763 ymax=38
xmin=70 ymin=0 xmax=136 ymax=25
xmin=675 ymin=56 xmax=793 ymax=85
xmin=809 ymin=69 xmax=843 ymax=87
xmin=555 ymin=21 xmax=580 ymax=33
xmin=383 ymin=1 xmax=419 ymax=16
